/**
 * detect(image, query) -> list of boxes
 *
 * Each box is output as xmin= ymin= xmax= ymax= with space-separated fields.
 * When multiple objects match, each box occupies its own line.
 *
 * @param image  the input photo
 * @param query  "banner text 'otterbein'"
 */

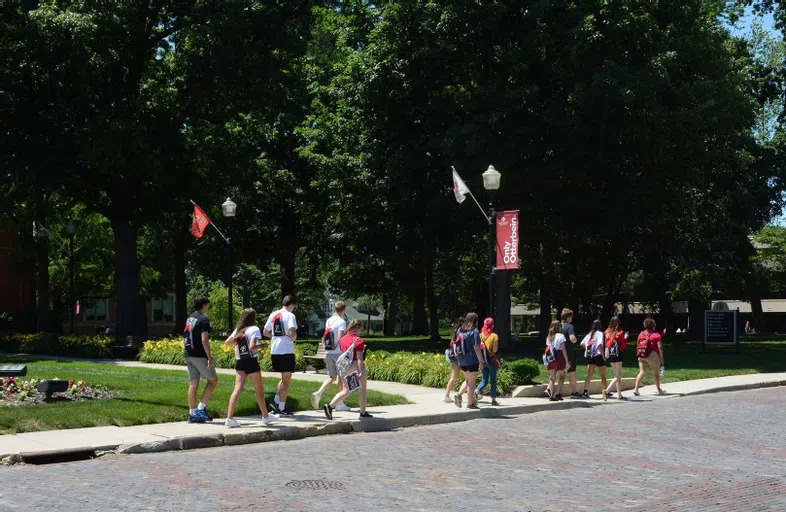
xmin=496 ymin=210 xmax=519 ymax=270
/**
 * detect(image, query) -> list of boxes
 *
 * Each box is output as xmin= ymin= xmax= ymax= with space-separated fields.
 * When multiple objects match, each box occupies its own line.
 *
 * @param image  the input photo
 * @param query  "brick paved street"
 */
xmin=1 ymin=387 xmax=785 ymax=512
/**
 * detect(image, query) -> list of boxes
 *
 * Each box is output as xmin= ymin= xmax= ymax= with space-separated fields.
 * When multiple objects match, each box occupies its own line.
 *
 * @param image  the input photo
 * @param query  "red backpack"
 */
xmin=636 ymin=332 xmax=651 ymax=358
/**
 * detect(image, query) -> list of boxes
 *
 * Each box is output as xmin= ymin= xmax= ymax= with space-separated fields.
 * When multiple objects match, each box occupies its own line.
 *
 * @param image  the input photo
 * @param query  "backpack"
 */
xmin=336 ymin=335 xmax=361 ymax=374
xmin=636 ymin=332 xmax=651 ymax=358
xmin=584 ymin=333 xmax=595 ymax=359
xmin=272 ymin=312 xmax=285 ymax=337
xmin=322 ymin=327 xmax=336 ymax=351
xmin=543 ymin=342 xmax=557 ymax=365
xmin=608 ymin=338 xmax=619 ymax=358
xmin=451 ymin=331 xmax=466 ymax=357
xmin=182 ymin=317 xmax=198 ymax=349
xmin=236 ymin=332 xmax=253 ymax=360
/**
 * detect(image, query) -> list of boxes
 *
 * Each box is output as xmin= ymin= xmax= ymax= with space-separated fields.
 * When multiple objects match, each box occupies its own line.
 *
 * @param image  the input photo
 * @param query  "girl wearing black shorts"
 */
xmin=224 ymin=308 xmax=279 ymax=428
xmin=454 ymin=312 xmax=486 ymax=410
xmin=603 ymin=317 xmax=628 ymax=400
xmin=580 ymin=319 xmax=607 ymax=398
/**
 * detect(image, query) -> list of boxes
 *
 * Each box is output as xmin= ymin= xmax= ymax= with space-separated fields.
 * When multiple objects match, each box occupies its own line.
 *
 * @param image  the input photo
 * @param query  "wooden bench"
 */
xmin=302 ymin=343 xmax=327 ymax=373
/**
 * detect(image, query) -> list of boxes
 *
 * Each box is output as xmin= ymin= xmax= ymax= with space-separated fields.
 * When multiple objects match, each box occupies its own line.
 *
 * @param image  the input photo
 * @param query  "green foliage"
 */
xmin=501 ymin=359 xmax=540 ymax=386
xmin=0 ymin=334 xmax=114 ymax=359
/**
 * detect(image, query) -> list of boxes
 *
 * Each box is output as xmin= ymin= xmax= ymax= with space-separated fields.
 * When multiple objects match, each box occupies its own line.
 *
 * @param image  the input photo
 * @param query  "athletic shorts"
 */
xmin=638 ymin=352 xmax=661 ymax=370
xmin=186 ymin=356 xmax=218 ymax=381
xmin=460 ymin=363 xmax=479 ymax=372
xmin=546 ymin=352 xmax=566 ymax=371
xmin=271 ymin=353 xmax=296 ymax=373
xmin=607 ymin=355 xmax=623 ymax=363
xmin=566 ymin=345 xmax=577 ymax=373
xmin=235 ymin=357 xmax=261 ymax=375
xmin=587 ymin=355 xmax=605 ymax=366
xmin=325 ymin=353 xmax=340 ymax=377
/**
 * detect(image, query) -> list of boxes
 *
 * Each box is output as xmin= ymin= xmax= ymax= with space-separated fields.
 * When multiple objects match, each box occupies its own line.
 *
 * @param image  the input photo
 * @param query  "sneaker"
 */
xmin=311 ymin=391 xmax=322 ymax=410
xmin=633 ymin=390 xmax=640 ymax=396
xmin=199 ymin=409 xmax=214 ymax=422
xmin=606 ymin=392 xmax=614 ymax=398
xmin=224 ymin=418 xmax=241 ymax=428
xmin=335 ymin=402 xmax=351 ymax=412
xmin=278 ymin=408 xmax=294 ymax=417
xmin=581 ymin=391 xmax=589 ymax=399
xmin=268 ymin=402 xmax=281 ymax=414
xmin=617 ymin=395 xmax=626 ymax=400
xmin=491 ymin=399 xmax=500 ymax=406
xmin=262 ymin=413 xmax=279 ymax=425
xmin=453 ymin=394 xmax=462 ymax=409
xmin=323 ymin=404 xmax=333 ymax=420
xmin=555 ymin=394 xmax=564 ymax=401
xmin=467 ymin=404 xmax=480 ymax=410
xmin=187 ymin=413 xmax=206 ymax=424
xmin=195 ymin=409 xmax=211 ymax=422
xmin=549 ymin=396 xmax=559 ymax=402
xmin=544 ymin=388 xmax=552 ymax=399
xmin=657 ymin=389 xmax=667 ymax=396
xmin=359 ymin=411 xmax=373 ymax=419
xmin=474 ymin=391 xmax=481 ymax=402
xmin=570 ymin=392 xmax=582 ymax=399
xmin=443 ymin=397 xmax=453 ymax=403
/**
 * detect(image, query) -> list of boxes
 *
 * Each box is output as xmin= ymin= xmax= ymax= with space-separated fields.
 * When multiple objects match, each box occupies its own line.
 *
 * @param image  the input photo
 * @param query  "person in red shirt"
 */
xmin=324 ymin=319 xmax=373 ymax=420
xmin=603 ymin=317 xmax=628 ymax=400
xmin=633 ymin=318 xmax=666 ymax=396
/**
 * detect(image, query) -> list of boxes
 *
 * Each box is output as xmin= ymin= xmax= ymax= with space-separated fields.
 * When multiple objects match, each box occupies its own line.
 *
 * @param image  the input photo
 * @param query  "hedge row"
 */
xmin=139 ymin=338 xmax=539 ymax=394
xmin=0 ymin=333 xmax=115 ymax=359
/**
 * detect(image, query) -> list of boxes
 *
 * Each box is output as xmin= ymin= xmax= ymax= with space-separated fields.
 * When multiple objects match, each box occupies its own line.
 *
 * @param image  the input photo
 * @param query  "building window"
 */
xmin=84 ymin=299 xmax=108 ymax=322
xmin=153 ymin=296 xmax=174 ymax=322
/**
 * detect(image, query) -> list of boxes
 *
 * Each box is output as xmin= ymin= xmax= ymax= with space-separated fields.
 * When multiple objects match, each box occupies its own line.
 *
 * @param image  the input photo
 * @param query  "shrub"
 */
xmin=0 ymin=333 xmax=115 ymax=358
xmin=503 ymin=358 xmax=540 ymax=385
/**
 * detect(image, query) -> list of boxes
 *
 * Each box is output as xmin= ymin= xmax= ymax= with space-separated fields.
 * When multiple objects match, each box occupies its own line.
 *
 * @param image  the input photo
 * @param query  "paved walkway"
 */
xmin=0 ymin=358 xmax=784 ymax=464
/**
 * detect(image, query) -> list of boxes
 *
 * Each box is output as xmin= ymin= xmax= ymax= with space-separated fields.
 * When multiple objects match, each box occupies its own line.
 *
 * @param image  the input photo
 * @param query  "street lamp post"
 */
xmin=65 ymin=219 xmax=77 ymax=335
xmin=222 ymin=198 xmax=237 ymax=332
xmin=482 ymin=166 xmax=501 ymax=319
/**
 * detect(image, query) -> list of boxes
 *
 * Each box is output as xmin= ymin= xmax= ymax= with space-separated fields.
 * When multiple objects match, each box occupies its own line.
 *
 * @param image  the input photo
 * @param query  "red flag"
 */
xmin=191 ymin=203 xmax=211 ymax=238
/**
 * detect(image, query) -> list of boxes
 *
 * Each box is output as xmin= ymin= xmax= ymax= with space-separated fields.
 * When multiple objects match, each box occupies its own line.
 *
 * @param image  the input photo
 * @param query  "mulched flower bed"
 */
xmin=0 ymin=378 xmax=119 ymax=407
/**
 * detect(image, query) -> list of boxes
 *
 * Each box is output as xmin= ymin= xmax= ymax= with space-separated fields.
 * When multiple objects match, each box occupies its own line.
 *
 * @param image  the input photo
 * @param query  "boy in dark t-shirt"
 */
xmin=183 ymin=296 xmax=218 ymax=423
xmin=560 ymin=308 xmax=579 ymax=398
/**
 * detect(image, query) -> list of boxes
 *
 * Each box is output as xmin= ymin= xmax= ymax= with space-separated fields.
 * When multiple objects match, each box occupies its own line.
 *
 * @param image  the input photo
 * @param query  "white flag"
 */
xmin=452 ymin=169 xmax=470 ymax=203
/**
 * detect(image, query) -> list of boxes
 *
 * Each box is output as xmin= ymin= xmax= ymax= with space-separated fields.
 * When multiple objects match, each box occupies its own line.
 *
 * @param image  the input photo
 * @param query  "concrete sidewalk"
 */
xmin=1 ymin=367 xmax=784 ymax=465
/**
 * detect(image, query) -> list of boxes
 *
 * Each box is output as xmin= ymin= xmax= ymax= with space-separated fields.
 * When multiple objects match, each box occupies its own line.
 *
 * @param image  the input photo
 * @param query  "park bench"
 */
xmin=302 ymin=343 xmax=326 ymax=373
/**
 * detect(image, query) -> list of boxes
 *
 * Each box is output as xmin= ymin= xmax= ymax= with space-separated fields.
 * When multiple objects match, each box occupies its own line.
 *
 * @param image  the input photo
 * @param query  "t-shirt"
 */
xmin=324 ymin=315 xmax=347 ymax=355
xmin=561 ymin=322 xmax=576 ymax=343
xmin=457 ymin=329 xmax=481 ymax=366
xmin=581 ymin=331 xmax=605 ymax=357
xmin=339 ymin=333 xmax=366 ymax=362
xmin=481 ymin=332 xmax=499 ymax=356
xmin=230 ymin=326 xmax=262 ymax=360
xmin=264 ymin=308 xmax=298 ymax=355
xmin=546 ymin=333 xmax=566 ymax=354
xmin=639 ymin=329 xmax=662 ymax=355
xmin=183 ymin=311 xmax=211 ymax=358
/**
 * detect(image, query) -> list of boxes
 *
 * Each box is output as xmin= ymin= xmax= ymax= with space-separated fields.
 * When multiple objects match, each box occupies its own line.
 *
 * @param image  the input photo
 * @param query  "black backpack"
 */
xmin=322 ymin=328 xmax=336 ymax=351
xmin=272 ymin=312 xmax=285 ymax=336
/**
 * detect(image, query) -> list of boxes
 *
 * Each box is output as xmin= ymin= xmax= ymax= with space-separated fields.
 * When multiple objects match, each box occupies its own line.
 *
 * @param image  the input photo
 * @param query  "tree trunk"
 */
xmin=112 ymin=217 xmax=144 ymax=338
xmin=173 ymin=227 xmax=188 ymax=333
xmin=687 ymin=298 xmax=708 ymax=341
xmin=496 ymin=270 xmax=511 ymax=349
xmin=745 ymin=271 xmax=764 ymax=332
xmin=34 ymin=193 xmax=52 ymax=332
xmin=538 ymin=245 xmax=552 ymax=342
xmin=278 ymin=213 xmax=297 ymax=299
xmin=411 ymin=258 xmax=428 ymax=335
xmin=385 ymin=297 xmax=398 ymax=336
xmin=426 ymin=254 xmax=440 ymax=341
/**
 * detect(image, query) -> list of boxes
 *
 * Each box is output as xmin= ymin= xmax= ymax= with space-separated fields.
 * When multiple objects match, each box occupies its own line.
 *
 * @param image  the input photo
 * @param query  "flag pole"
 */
xmin=452 ymin=166 xmax=489 ymax=222
xmin=190 ymin=199 xmax=228 ymax=242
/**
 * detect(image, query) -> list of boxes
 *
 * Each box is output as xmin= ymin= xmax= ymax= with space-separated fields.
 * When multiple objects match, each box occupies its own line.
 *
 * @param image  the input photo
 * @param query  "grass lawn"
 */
xmin=528 ymin=340 xmax=786 ymax=385
xmin=0 ymin=356 xmax=408 ymax=434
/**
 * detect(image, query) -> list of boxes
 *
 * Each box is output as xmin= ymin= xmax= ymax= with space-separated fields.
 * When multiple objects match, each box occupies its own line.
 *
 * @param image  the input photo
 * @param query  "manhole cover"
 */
xmin=285 ymin=480 xmax=346 ymax=490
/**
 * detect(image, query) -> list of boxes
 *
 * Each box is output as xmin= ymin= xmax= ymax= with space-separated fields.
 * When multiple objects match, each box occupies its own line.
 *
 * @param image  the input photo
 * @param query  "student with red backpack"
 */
xmin=544 ymin=320 xmax=570 ymax=401
xmin=603 ymin=317 xmax=628 ymax=400
xmin=633 ymin=318 xmax=666 ymax=396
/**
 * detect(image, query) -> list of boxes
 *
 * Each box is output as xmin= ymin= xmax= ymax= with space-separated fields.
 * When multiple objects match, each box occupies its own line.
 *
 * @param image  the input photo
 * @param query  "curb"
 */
xmin=3 ymin=379 xmax=784 ymax=465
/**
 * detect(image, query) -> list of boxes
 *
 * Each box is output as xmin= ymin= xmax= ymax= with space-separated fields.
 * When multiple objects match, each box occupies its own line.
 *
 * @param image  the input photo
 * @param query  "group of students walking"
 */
xmin=544 ymin=308 xmax=666 ymax=401
xmin=443 ymin=313 xmax=502 ymax=408
xmin=181 ymin=296 xmax=373 ymax=428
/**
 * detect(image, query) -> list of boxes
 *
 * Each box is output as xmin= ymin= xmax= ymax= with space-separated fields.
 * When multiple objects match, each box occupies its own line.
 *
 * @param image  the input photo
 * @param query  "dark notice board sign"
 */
xmin=704 ymin=311 xmax=738 ymax=346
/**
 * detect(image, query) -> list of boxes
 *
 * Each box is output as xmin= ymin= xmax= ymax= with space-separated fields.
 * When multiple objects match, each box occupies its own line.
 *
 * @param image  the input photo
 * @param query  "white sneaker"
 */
xmin=311 ymin=391 xmax=322 ymax=410
xmin=225 ymin=418 xmax=241 ymax=428
xmin=335 ymin=402 xmax=352 ymax=412
xmin=262 ymin=413 xmax=279 ymax=425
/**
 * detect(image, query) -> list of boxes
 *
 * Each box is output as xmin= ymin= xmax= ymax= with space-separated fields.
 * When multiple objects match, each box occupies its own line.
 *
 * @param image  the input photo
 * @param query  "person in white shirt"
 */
xmin=544 ymin=320 xmax=570 ymax=401
xmin=263 ymin=295 xmax=298 ymax=416
xmin=580 ymin=319 xmax=608 ymax=398
xmin=311 ymin=301 xmax=350 ymax=411
xmin=223 ymin=308 xmax=279 ymax=427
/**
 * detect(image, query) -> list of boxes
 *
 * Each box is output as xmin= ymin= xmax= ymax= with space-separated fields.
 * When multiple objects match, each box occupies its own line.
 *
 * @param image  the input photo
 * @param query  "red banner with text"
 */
xmin=496 ymin=210 xmax=519 ymax=270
